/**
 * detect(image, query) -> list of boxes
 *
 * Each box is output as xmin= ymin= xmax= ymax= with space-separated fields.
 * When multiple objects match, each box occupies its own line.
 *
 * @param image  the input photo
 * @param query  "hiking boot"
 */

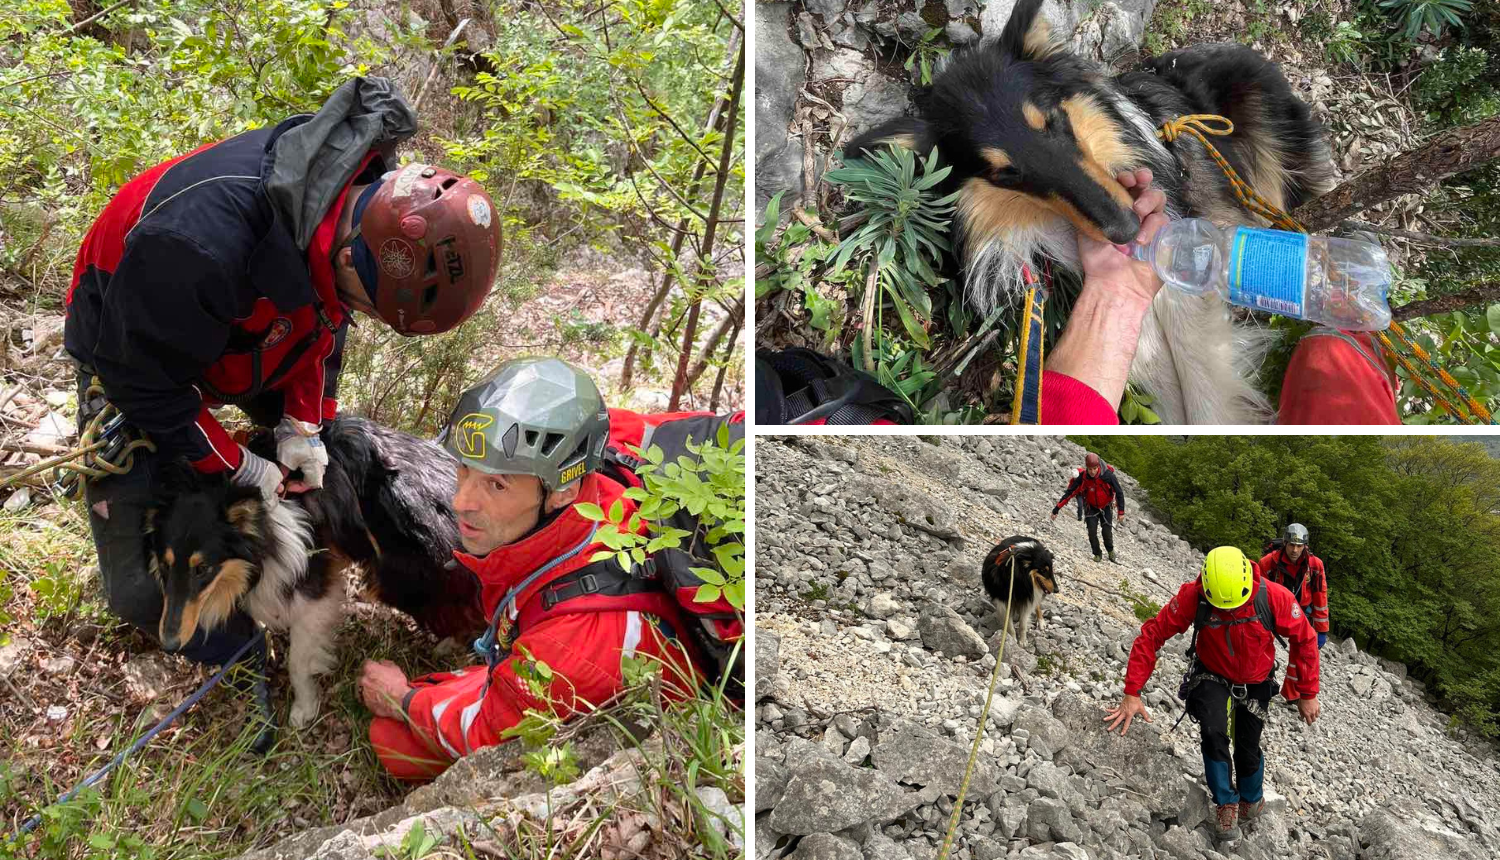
xmin=1076 ymin=510 xmax=1083 ymax=521
xmin=1239 ymin=798 xmax=1265 ymax=825
xmin=1093 ymin=554 xmax=1103 ymax=563
xmin=1108 ymin=550 xmax=1118 ymax=563
xmin=1214 ymin=803 xmax=1242 ymax=842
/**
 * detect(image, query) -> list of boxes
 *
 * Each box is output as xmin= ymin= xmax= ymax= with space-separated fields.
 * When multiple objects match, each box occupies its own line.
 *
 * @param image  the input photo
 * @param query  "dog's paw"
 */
xmin=289 ymin=698 xmax=320 ymax=729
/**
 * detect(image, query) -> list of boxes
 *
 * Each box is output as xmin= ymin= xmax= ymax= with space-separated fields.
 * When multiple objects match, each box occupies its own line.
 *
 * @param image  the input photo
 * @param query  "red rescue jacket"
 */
xmin=1257 ymin=549 xmax=1329 ymax=634
xmin=398 ymin=473 xmax=699 ymax=764
xmin=1124 ymin=571 xmax=1320 ymax=700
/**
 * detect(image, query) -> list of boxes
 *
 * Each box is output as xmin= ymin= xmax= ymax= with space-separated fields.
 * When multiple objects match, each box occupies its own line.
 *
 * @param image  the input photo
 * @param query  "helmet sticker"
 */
xmin=558 ymin=460 xmax=587 ymax=486
xmin=454 ymin=412 xmax=494 ymax=459
xmin=391 ymin=164 xmax=422 ymax=201
xmin=467 ymin=195 xmax=492 ymax=228
xmin=379 ymin=238 xmax=416 ymax=278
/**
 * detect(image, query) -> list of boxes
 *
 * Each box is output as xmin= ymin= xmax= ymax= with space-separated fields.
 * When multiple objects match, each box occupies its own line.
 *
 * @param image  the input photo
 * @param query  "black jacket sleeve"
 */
xmin=1106 ymin=471 xmax=1126 ymax=512
xmin=88 ymin=226 xmax=238 ymax=464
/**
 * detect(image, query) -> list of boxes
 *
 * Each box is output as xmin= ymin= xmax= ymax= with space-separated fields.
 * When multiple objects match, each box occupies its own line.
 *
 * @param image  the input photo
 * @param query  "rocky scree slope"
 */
xmin=754 ymin=434 xmax=1500 ymax=860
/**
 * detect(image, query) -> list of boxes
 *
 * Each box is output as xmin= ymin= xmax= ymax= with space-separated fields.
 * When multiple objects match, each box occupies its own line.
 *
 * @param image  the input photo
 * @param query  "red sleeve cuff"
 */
xmin=322 ymin=397 xmax=339 ymax=422
xmin=1041 ymin=371 xmax=1119 ymax=425
xmin=190 ymin=407 xmax=242 ymax=474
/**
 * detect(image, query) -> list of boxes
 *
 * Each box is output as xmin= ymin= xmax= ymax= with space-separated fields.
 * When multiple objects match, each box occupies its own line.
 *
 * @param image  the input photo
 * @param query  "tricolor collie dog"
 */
xmin=980 ymin=536 xmax=1058 ymax=647
xmin=844 ymin=0 xmax=1336 ymax=424
xmin=148 ymin=417 xmax=475 ymax=728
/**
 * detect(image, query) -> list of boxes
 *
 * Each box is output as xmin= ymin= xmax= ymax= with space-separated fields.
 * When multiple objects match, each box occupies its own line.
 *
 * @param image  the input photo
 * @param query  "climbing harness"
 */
xmin=937 ymin=553 xmax=1016 ymax=860
xmin=0 ymin=375 xmax=156 ymax=497
xmin=1009 ymin=261 xmax=1052 ymax=425
xmin=5 ymin=633 xmax=263 ymax=844
xmin=1161 ymin=113 xmax=1496 ymax=425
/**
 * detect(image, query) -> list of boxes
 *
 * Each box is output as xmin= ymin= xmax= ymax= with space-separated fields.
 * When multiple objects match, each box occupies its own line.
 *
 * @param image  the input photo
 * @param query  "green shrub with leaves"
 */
xmin=581 ymin=425 xmax=745 ymax=611
xmin=1378 ymin=0 xmax=1473 ymax=41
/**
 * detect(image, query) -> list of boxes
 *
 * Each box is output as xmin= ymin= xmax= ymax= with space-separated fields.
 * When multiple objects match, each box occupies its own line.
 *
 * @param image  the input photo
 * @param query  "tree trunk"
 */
xmin=1293 ymin=114 xmax=1500 ymax=232
xmin=1393 ymin=284 xmax=1500 ymax=321
xmin=668 ymin=40 xmax=744 ymax=411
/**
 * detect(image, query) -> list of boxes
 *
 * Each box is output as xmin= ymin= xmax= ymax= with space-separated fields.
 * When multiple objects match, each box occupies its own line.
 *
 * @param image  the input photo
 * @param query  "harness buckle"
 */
xmin=1230 ymin=683 xmax=1249 ymax=701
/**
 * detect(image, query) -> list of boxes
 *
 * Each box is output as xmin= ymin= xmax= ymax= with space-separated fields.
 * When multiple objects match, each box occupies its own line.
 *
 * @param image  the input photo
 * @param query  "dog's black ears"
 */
xmin=998 ymin=0 xmax=1063 ymax=62
xmin=843 ymin=118 xmax=936 ymax=164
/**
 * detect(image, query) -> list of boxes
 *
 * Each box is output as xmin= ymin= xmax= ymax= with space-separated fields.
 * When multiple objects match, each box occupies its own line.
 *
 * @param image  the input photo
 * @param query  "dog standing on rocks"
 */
xmin=981 ymin=535 xmax=1059 ymax=646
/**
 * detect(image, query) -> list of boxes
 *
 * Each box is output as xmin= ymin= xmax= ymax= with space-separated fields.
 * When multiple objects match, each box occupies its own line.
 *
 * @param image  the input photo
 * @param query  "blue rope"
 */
xmin=7 ymin=633 xmax=263 ymax=843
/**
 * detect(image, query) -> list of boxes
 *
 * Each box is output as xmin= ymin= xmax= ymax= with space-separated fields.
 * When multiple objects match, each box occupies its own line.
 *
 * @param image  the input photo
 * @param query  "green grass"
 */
xmin=1143 ymin=0 xmax=1213 ymax=55
xmin=0 ymin=504 xmax=744 ymax=860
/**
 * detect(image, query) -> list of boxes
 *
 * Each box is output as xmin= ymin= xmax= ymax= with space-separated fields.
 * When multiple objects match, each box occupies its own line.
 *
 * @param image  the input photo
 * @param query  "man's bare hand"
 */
xmin=1296 ymin=696 xmax=1320 ymax=726
xmin=359 ymin=659 xmax=413 ymax=720
xmin=1104 ymin=694 xmax=1151 ymax=735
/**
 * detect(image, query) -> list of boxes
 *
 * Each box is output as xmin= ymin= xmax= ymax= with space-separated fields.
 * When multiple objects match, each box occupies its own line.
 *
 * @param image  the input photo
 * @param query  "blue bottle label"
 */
xmin=1227 ymin=227 xmax=1308 ymax=318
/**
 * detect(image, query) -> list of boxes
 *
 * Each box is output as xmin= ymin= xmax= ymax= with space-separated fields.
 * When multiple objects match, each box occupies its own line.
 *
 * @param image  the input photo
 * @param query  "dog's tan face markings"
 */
xmin=163 ymin=548 xmax=175 ymax=568
xmin=1057 ymin=95 xmax=1138 ymax=231
xmin=1030 ymin=569 xmax=1058 ymax=595
xmin=1040 ymin=193 xmax=1114 ymax=243
xmin=958 ymin=177 xmax=1058 ymax=259
xmin=981 ymin=146 xmax=1013 ymax=170
xmin=161 ymin=559 xmax=254 ymax=647
xmin=188 ymin=551 xmax=203 ymax=568
xmin=1019 ymin=12 xmax=1061 ymax=60
xmin=1022 ymin=101 xmax=1047 ymax=131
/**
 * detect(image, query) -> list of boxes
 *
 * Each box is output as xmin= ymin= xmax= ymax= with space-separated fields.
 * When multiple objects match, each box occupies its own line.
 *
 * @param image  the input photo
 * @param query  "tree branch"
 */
xmin=1393 ymin=284 xmax=1500 ymax=321
xmin=1340 ymin=220 xmax=1500 ymax=248
xmin=60 ymin=0 xmax=139 ymax=36
xmin=669 ymin=39 xmax=743 ymax=411
xmin=1294 ymin=114 xmax=1500 ymax=232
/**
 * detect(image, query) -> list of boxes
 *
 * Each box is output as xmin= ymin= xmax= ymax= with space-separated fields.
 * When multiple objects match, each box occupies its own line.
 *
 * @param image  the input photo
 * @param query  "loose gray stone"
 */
xmin=770 ymin=757 xmax=921 ymax=835
xmin=789 ymin=833 xmax=864 ymax=860
xmin=918 ymin=604 xmax=989 ymax=660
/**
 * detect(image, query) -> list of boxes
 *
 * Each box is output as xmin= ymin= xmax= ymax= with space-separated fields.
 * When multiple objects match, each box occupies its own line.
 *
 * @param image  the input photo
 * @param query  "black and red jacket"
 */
xmin=1055 ymin=464 xmax=1125 ymax=513
xmin=64 ymin=118 xmax=385 ymax=474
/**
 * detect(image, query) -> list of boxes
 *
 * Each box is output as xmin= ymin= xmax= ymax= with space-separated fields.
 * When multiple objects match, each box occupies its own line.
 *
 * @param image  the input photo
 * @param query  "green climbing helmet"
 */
xmin=440 ymin=357 xmax=609 ymax=490
xmin=1201 ymin=546 xmax=1254 ymax=610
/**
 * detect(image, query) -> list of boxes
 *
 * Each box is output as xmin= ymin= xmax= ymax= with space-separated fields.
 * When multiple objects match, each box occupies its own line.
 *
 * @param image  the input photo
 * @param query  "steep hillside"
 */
xmin=754 ymin=434 xmax=1500 ymax=860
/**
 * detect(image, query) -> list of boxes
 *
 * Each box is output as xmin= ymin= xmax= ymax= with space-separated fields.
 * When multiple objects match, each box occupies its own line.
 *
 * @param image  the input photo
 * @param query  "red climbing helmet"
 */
xmin=1085 ymin=452 xmax=1101 ymax=472
xmin=352 ymin=163 xmax=502 ymax=335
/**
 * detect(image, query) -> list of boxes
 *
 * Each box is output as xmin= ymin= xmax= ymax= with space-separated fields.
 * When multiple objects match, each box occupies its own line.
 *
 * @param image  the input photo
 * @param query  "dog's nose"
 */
xmin=1104 ymin=210 xmax=1141 ymax=245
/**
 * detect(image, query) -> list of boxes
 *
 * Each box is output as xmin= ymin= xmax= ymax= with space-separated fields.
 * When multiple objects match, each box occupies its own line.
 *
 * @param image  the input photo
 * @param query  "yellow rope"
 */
xmin=937 ymin=553 xmax=1016 ymax=860
xmin=1159 ymin=114 xmax=1495 ymax=424
xmin=1 ymin=378 xmax=156 ymax=495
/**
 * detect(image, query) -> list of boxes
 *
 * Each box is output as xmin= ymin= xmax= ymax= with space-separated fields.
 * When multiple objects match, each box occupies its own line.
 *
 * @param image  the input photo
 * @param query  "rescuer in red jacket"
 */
xmin=1259 ymin=523 xmax=1329 ymax=702
xmin=1051 ymin=452 xmax=1126 ymax=563
xmin=356 ymin=358 xmax=700 ymax=781
xmin=1105 ymin=547 xmax=1321 ymax=844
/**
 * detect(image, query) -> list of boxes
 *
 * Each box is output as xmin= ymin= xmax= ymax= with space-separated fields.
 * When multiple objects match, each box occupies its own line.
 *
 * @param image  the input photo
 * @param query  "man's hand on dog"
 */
xmin=1104 ymin=693 xmax=1151 ymax=735
xmin=1075 ymin=168 xmax=1171 ymax=305
xmin=359 ymin=659 xmax=414 ymax=719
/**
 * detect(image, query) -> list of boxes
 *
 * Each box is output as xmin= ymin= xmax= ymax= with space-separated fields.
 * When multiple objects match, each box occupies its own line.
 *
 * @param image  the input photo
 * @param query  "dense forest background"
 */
xmin=1075 ymin=434 xmax=1500 ymax=737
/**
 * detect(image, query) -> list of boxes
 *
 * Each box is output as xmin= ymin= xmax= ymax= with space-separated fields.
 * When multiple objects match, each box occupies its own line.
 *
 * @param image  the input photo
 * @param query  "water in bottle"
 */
xmin=1130 ymin=218 xmax=1392 ymax=330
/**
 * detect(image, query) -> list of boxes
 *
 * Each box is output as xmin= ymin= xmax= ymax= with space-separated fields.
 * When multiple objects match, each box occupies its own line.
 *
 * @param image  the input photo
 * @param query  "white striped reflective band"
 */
xmin=428 ymin=696 xmax=462 ymax=759
xmin=459 ymin=698 xmax=484 ymax=755
xmin=622 ymin=611 xmax=643 ymax=658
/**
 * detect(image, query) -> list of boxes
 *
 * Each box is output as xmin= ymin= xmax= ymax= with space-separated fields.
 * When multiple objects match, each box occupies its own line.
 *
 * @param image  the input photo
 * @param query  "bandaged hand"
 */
xmin=231 ymin=447 xmax=283 ymax=507
xmin=274 ymin=418 xmax=327 ymax=489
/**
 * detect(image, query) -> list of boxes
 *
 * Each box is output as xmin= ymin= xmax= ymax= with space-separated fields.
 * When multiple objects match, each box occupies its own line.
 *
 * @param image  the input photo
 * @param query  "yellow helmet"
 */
xmin=1201 ymin=546 xmax=1253 ymax=610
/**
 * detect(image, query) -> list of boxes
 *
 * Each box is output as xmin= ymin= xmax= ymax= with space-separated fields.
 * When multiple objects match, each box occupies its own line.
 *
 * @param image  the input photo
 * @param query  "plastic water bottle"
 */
xmin=1130 ymin=218 xmax=1392 ymax=330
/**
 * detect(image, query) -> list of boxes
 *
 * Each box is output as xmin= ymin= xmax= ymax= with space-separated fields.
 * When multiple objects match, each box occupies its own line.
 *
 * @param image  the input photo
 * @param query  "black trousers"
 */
xmin=1085 ymin=506 xmax=1115 ymax=555
xmin=77 ymin=370 xmax=276 ymax=667
xmin=1186 ymin=671 xmax=1273 ymax=806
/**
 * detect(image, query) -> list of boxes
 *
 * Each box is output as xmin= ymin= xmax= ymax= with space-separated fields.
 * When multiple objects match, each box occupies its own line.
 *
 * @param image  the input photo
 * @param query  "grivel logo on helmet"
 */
xmin=455 ymin=412 xmax=495 ymax=459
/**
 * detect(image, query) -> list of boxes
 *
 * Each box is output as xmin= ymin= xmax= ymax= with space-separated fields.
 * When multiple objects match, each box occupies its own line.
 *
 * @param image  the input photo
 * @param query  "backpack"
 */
xmin=1184 ymin=584 xmax=1287 ymax=663
xmin=538 ymin=411 xmax=746 ymax=698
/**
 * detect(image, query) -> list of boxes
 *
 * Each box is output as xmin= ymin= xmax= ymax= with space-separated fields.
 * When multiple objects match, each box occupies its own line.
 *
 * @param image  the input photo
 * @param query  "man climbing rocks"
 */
xmin=63 ymin=77 xmax=501 ymax=669
xmin=1051 ymin=452 xmax=1125 ymax=562
xmin=1105 ymin=546 xmax=1321 ymax=843
xmin=1259 ymin=523 xmax=1329 ymax=701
